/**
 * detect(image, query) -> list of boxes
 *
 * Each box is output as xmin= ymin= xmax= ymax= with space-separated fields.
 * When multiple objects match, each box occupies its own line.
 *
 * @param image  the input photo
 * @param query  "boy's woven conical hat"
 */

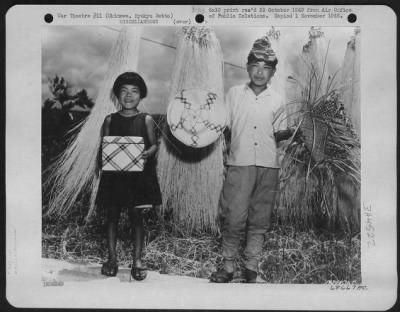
xmin=167 ymin=88 xmax=227 ymax=148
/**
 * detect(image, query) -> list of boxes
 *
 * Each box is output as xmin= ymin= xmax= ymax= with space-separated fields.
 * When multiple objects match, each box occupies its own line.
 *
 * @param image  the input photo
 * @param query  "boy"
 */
xmin=210 ymin=36 xmax=294 ymax=283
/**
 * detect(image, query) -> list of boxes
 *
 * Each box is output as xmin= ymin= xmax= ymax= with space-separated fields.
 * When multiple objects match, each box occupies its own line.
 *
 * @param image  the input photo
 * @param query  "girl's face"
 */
xmin=247 ymin=61 xmax=275 ymax=87
xmin=118 ymin=84 xmax=141 ymax=110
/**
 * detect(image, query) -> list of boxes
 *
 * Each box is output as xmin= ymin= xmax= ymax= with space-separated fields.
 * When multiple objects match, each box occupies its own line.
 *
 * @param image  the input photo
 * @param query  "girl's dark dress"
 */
xmin=97 ymin=112 xmax=162 ymax=219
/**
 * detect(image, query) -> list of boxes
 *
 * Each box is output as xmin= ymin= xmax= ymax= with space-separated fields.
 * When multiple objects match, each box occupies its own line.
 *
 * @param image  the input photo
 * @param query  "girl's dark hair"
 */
xmin=112 ymin=72 xmax=147 ymax=99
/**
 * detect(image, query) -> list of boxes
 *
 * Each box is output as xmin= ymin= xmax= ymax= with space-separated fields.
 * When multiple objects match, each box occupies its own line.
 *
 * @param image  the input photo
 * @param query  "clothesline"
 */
xmin=103 ymin=26 xmax=246 ymax=70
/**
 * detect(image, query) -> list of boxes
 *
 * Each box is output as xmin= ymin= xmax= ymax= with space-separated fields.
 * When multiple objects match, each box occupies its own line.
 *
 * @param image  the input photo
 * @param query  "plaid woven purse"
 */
xmin=102 ymin=136 xmax=145 ymax=172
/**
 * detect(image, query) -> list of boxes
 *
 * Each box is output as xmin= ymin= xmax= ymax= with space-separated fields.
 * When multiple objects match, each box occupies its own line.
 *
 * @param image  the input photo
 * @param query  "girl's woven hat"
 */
xmin=167 ymin=88 xmax=228 ymax=148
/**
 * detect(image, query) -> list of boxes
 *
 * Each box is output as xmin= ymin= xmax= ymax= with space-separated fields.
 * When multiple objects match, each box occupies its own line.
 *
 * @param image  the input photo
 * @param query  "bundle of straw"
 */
xmin=45 ymin=27 xmax=142 ymax=219
xmin=157 ymin=27 xmax=225 ymax=234
xmin=278 ymin=28 xmax=360 ymax=232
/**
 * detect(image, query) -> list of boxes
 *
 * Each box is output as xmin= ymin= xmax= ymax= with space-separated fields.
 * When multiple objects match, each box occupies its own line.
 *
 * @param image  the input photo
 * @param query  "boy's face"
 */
xmin=118 ymin=84 xmax=141 ymax=110
xmin=247 ymin=61 xmax=276 ymax=87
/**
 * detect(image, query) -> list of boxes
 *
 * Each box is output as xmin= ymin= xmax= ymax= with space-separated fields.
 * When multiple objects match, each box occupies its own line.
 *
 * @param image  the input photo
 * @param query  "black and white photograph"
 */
xmin=6 ymin=5 xmax=397 ymax=310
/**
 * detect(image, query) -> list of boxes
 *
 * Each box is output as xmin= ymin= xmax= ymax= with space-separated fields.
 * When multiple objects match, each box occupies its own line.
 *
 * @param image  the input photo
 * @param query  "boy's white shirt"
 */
xmin=225 ymin=83 xmax=287 ymax=168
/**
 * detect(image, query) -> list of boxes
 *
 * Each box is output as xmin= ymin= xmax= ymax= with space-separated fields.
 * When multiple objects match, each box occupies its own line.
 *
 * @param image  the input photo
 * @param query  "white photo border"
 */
xmin=5 ymin=4 xmax=397 ymax=310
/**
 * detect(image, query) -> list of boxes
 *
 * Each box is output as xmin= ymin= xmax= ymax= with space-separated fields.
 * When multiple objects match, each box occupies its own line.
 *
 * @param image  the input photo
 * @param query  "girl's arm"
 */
xmin=102 ymin=115 xmax=111 ymax=136
xmin=142 ymin=115 xmax=158 ymax=159
xmin=99 ymin=115 xmax=111 ymax=169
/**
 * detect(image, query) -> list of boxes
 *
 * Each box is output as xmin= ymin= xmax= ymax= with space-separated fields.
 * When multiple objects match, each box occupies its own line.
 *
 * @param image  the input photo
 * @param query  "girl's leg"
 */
xmin=129 ymin=208 xmax=148 ymax=281
xmin=106 ymin=205 xmax=122 ymax=263
xmin=106 ymin=221 xmax=118 ymax=263
xmin=129 ymin=208 xmax=145 ymax=267
xmin=101 ymin=206 xmax=120 ymax=276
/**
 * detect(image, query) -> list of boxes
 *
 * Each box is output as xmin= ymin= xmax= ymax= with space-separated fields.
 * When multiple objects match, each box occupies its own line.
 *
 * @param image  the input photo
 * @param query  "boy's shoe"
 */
xmin=130 ymin=266 xmax=148 ymax=281
xmin=209 ymin=269 xmax=234 ymax=283
xmin=101 ymin=260 xmax=118 ymax=277
xmin=244 ymin=268 xmax=257 ymax=283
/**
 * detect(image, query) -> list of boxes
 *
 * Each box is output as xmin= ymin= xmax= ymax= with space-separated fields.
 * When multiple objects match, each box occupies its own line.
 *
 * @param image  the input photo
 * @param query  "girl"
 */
xmin=97 ymin=72 xmax=162 ymax=281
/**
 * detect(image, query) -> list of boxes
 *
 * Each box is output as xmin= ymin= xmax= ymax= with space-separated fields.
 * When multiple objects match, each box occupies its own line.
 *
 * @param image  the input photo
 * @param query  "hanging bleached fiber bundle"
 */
xmin=168 ymin=27 xmax=224 ymax=98
xmin=157 ymin=27 xmax=225 ymax=234
xmin=301 ymin=27 xmax=330 ymax=103
xmin=340 ymin=28 xmax=360 ymax=136
xmin=267 ymin=28 xmax=286 ymax=102
xmin=267 ymin=27 xmax=289 ymax=165
xmin=45 ymin=27 xmax=142 ymax=219
xmin=284 ymin=27 xmax=329 ymax=128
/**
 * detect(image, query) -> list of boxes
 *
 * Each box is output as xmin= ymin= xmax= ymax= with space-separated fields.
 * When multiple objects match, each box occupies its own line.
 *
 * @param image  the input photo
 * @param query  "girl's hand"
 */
xmin=142 ymin=116 xmax=159 ymax=164
xmin=141 ymin=150 xmax=151 ymax=166
xmin=141 ymin=150 xmax=151 ymax=159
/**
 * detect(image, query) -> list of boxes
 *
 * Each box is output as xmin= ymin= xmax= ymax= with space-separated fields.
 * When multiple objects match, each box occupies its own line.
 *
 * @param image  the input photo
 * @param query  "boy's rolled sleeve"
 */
xmin=273 ymin=101 xmax=288 ymax=133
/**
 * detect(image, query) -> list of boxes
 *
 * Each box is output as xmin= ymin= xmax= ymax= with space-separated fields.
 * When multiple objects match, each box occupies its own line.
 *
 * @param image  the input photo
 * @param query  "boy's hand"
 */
xmin=274 ymin=127 xmax=302 ymax=143
xmin=274 ymin=129 xmax=293 ymax=142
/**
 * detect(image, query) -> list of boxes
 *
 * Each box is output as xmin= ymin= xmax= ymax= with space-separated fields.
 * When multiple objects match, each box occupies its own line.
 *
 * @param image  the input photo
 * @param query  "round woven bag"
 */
xmin=167 ymin=88 xmax=228 ymax=148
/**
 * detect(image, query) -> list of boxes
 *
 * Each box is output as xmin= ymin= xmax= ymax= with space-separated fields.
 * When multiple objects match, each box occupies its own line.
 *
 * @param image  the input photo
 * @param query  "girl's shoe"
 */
xmin=130 ymin=266 xmax=148 ymax=281
xmin=101 ymin=261 xmax=118 ymax=277
xmin=209 ymin=269 xmax=234 ymax=283
xmin=244 ymin=268 xmax=257 ymax=283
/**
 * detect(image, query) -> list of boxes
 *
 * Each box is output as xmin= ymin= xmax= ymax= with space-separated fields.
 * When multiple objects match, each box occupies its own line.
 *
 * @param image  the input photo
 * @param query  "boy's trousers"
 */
xmin=219 ymin=165 xmax=279 ymax=272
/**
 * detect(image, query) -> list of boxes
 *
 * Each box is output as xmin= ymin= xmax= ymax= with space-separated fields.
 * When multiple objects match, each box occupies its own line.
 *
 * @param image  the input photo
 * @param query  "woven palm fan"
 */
xmin=45 ymin=26 xmax=142 ymax=219
xmin=300 ymin=114 xmax=329 ymax=163
xmin=167 ymin=88 xmax=227 ymax=148
xmin=157 ymin=26 xmax=226 ymax=233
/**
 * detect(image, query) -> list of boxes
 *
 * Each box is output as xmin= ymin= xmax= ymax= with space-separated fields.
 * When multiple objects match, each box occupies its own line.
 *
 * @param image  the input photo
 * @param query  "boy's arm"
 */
xmin=274 ymin=128 xmax=295 ymax=142
xmin=142 ymin=115 xmax=158 ymax=159
xmin=273 ymin=99 xmax=299 ymax=142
